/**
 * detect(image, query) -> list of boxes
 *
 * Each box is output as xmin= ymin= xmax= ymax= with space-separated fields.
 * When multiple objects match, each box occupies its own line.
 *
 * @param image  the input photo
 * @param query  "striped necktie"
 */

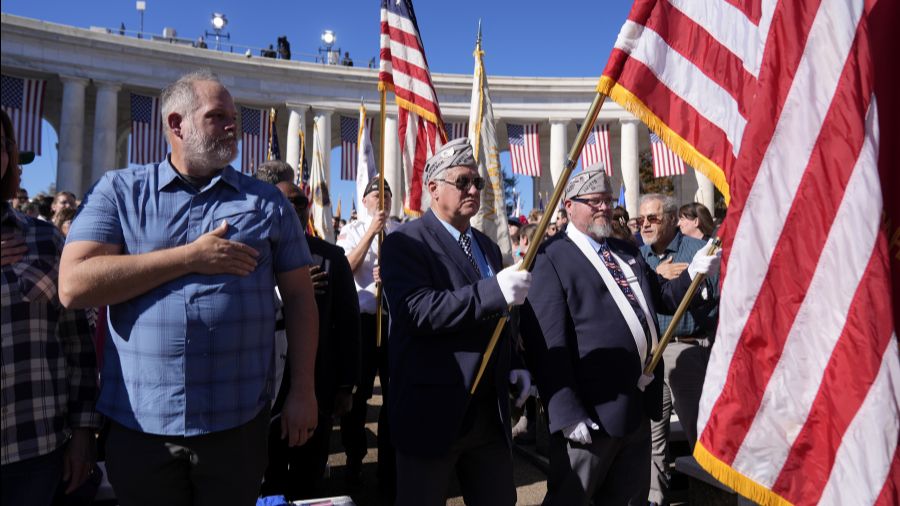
xmin=598 ymin=240 xmax=651 ymax=348
xmin=459 ymin=232 xmax=482 ymax=276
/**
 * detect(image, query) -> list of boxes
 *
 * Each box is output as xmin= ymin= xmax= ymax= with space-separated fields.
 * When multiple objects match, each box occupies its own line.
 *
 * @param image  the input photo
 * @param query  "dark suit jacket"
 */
xmin=381 ymin=210 xmax=513 ymax=458
xmin=274 ymin=235 xmax=360 ymax=415
xmin=520 ymin=234 xmax=693 ymax=438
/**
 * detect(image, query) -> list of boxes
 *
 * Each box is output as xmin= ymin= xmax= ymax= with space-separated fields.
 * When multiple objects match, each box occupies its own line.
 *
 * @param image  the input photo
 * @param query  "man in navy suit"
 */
xmin=520 ymin=165 xmax=720 ymax=505
xmin=380 ymin=138 xmax=533 ymax=506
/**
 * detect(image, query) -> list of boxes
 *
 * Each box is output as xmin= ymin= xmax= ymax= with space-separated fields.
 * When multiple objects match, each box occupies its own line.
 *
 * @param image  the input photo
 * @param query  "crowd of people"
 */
xmin=1 ymin=70 xmax=723 ymax=506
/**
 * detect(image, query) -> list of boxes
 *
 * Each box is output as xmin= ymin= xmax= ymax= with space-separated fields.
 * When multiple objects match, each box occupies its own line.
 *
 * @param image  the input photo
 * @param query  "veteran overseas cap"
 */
xmin=424 ymin=137 xmax=478 ymax=183
xmin=564 ymin=162 xmax=613 ymax=200
xmin=364 ymin=176 xmax=392 ymax=197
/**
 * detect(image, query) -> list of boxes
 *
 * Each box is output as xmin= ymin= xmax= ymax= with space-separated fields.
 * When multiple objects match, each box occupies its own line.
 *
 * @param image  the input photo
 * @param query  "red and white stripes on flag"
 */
xmin=340 ymin=115 xmax=375 ymax=180
xmin=579 ymin=122 xmax=613 ymax=175
xmin=506 ymin=123 xmax=541 ymax=177
xmin=649 ymin=133 xmax=685 ymax=177
xmin=240 ymin=106 xmax=271 ymax=174
xmin=379 ymin=0 xmax=446 ymax=215
xmin=600 ymin=0 xmax=898 ymax=505
xmin=446 ymin=121 xmax=469 ymax=141
xmin=1 ymin=75 xmax=46 ymax=154
xmin=129 ymin=93 xmax=167 ymax=165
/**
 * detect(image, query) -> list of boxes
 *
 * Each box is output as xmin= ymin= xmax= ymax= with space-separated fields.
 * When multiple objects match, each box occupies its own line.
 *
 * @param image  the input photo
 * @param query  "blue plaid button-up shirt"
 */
xmin=67 ymin=160 xmax=312 ymax=436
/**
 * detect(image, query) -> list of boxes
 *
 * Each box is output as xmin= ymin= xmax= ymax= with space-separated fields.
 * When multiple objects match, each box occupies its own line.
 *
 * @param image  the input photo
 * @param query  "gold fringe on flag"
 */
xmin=596 ymin=76 xmax=731 ymax=205
xmin=693 ymin=442 xmax=795 ymax=506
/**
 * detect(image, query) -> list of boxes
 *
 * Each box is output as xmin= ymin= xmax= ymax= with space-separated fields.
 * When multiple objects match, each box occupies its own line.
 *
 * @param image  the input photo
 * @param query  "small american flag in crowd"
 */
xmin=129 ymin=93 xmax=167 ymax=165
xmin=506 ymin=123 xmax=541 ymax=177
xmin=240 ymin=106 xmax=271 ymax=174
xmin=649 ymin=133 xmax=685 ymax=178
xmin=1 ymin=75 xmax=46 ymax=154
xmin=445 ymin=121 xmax=469 ymax=141
xmin=580 ymin=122 xmax=612 ymax=175
xmin=340 ymin=115 xmax=375 ymax=180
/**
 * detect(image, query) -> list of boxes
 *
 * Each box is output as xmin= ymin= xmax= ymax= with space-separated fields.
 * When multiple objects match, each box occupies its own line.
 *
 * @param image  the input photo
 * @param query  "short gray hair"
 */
xmin=639 ymin=193 xmax=678 ymax=215
xmin=160 ymin=69 xmax=221 ymax=131
xmin=255 ymin=160 xmax=295 ymax=185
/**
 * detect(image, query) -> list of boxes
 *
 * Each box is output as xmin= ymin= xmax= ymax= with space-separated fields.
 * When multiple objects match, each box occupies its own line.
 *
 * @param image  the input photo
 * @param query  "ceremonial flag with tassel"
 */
xmin=600 ymin=0 xmax=898 ymax=504
xmin=355 ymin=103 xmax=378 ymax=221
xmin=309 ymin=120 xmax=334 ymax=243
xmin=467 ymin=24 xmax=513 ymax=264
xmin=379 ymin=0 xmax=447 ymax=216
xmin=267 ymin=108 xmax=280 ymax=161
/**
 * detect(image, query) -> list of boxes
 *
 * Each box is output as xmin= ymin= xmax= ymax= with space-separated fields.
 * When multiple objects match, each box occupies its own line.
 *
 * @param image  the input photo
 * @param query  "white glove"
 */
xmin=562 ymin=419 xmax=599 ymax=445
xmin=637 ymin=372 xmax=654 ymax=391
xmin=496 ymin=262 xmax=532 ymax=306
xmin=687 ymin=239 xmax=722 ymax=280
xmin=509 ymin=369 xmax=533 ymax=408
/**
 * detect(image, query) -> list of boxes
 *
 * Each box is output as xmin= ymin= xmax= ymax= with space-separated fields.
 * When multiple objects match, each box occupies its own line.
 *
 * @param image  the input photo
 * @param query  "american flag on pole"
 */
xmin=240 ymin=106 xmax=271 ymax=174
xmin=1 ymin=75 xmax=46 ymax=154
xmin=129 ymin=93 xmax=167 ymax=165
xmin=649 ymin=132 xmax=685 ymax=177
xmin=579 ymin=122 xmax=613 ymax=175
xmin=446 ymin=121 xmax=469 ymax=141
xmin=600 ymin=0 xmax=898 ymax=504
xmin=379 ymin=0 xmax=447 ymax=216
xmin=340 ymin=115 xmax=375 ymax=180
xmin=506 ymin=123 xmax=541 ymax=177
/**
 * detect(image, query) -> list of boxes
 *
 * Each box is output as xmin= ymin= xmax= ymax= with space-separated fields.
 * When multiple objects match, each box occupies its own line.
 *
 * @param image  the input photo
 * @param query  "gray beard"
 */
xmin=183 ymin=127 xmax=237 ymax=169
xmin=588 ymin=222 xmax=611 ymax=241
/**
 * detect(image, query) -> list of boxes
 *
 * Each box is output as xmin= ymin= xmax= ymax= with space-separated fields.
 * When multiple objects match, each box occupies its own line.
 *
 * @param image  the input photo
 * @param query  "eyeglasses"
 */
xmin=570 ymin=196 xmax=613 ymax=209
xmin=435 ymin=175 xmax=485 ymax=192
xmin=635 ymin=213 xmax=666 ymax=227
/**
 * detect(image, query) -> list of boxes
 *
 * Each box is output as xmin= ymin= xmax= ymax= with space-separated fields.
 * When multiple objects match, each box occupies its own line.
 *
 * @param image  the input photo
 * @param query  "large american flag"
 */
xmin=379 ymin=0 xmax=446 ymax=215
xmin=649 ymin=132 xmax=685 ymax=177
xmin=446 ymin=121 xmax=469 ymax=141
xmin=340 ymin=115 xmax=375 ymax=180
xmin=506 ymin=123 xmax=541 ymax=177
xmin=1 ymin=75 xmax=46 ymax=154
xmin=240 ymin=106 xmax=271 ymax=174
xmin=129 ymin=93 xmax=167 ymax=165
xmin=579 ymin=122 xmax=613 ymax=175
xmin=600 ymin=0 xmax=898 ymax=504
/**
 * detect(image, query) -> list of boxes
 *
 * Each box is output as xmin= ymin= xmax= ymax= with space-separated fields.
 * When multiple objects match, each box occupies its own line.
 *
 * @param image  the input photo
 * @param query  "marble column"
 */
xmin=693 ymin=169 xmax=715 ymax=211
xmin=57 ymin=76 xmax=88 ymax=195
xmin=286 ymin=105 xmax=307 ymax=179
xmin=312 ymin=109 xmax=333 ymax=187
xmin=549 ymin=119 xmax=570 ymax=187
xmin=382 ymin=114 xmax=402 ymax=217
xmin=91 ymin=81 xmax=121 ymax=184
xmin=620 ymin=119 xmax=641 ymax=217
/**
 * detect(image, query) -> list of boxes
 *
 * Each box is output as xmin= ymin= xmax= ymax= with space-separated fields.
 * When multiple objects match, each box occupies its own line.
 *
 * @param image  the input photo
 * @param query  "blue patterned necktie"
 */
xmin=459 ymin=232 xmax=482 ymax=276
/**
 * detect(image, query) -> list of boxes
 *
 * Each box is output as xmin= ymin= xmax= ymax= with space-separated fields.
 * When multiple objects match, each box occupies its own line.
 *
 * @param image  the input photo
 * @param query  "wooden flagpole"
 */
xmin=375 ymin=88 xmax=387 ymax=347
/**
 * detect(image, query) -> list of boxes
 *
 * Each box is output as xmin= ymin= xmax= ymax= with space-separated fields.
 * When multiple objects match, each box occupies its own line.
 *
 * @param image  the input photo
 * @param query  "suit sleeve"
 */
xmin=520 ymin=249 xmax=592 ymax=433
xmin=381 ymin=230 xmax=507 ymax=336
xmin=331 ymin=251 xmax=361 ymax=389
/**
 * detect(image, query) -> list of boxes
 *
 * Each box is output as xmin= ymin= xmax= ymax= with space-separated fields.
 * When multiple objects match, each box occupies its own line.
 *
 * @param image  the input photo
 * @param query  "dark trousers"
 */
xmin=340 ymin=312 xmax=394 ymax=485
xmin=104 ymin=407 xmax=270 ymax=506
xmin=395 ymin=394 xmax=516 ymax=506
xmin=1 ymin=446 xmax=64 ymax=506
xmin=261 ymin=410 xmax=331 ymax=500
xmin=544 ymin=417 xmax=651 ymax=506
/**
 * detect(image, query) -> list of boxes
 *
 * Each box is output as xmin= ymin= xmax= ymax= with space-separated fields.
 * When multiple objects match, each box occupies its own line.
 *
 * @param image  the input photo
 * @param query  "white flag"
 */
xmin=310 ymin=120 xmax=335 ymax=243
xmin=355 ymin=104 xmax=378 ymax=221
xmin=467 ymin=33 xmax=513 ymax=264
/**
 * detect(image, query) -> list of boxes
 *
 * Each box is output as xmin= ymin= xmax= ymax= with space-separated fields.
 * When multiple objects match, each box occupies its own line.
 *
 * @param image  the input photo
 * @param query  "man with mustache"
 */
xmin=59 ymin=70 xmax=319 ymax=506
xmin=380 ymin=138 xmax=533 ymax=506
xmin=520 ymin=165 xmax=720 ymax=505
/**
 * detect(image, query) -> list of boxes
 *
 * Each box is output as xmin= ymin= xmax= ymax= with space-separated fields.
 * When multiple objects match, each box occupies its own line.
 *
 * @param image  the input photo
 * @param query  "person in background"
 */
xmin=53 ymin=207 xmax=77 ymax=237
xmin=611 ymin=205 xmax=638 ymax=245
xmin=1 ymin=109 xmax=101 ymax=506
xmin=12 ymin=187 xmax=29 ymax=210
xmin=677 ymin=202 xmax=715 ymax=240
xmin=51 ymin=191 xmax=76 ymax=220
xmin=555 ymin=208 xmax=569 ymax=232
xmin=58 ymin=70 xmax=319 ymax=506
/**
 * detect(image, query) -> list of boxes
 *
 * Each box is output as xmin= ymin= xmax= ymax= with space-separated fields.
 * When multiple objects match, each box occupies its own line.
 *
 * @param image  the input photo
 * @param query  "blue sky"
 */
xmin=3 ymin=0 xmax=634 ymax=213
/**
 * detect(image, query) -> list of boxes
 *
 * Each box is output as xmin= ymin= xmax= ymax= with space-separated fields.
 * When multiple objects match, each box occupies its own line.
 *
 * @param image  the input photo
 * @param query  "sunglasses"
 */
xmin=635 ymin=213 xmax=666 ymax=227
xmin=435 ymin=175 xmax=485 ymax=192
xmin=570 ymin=196 xmax=613 ymax=209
